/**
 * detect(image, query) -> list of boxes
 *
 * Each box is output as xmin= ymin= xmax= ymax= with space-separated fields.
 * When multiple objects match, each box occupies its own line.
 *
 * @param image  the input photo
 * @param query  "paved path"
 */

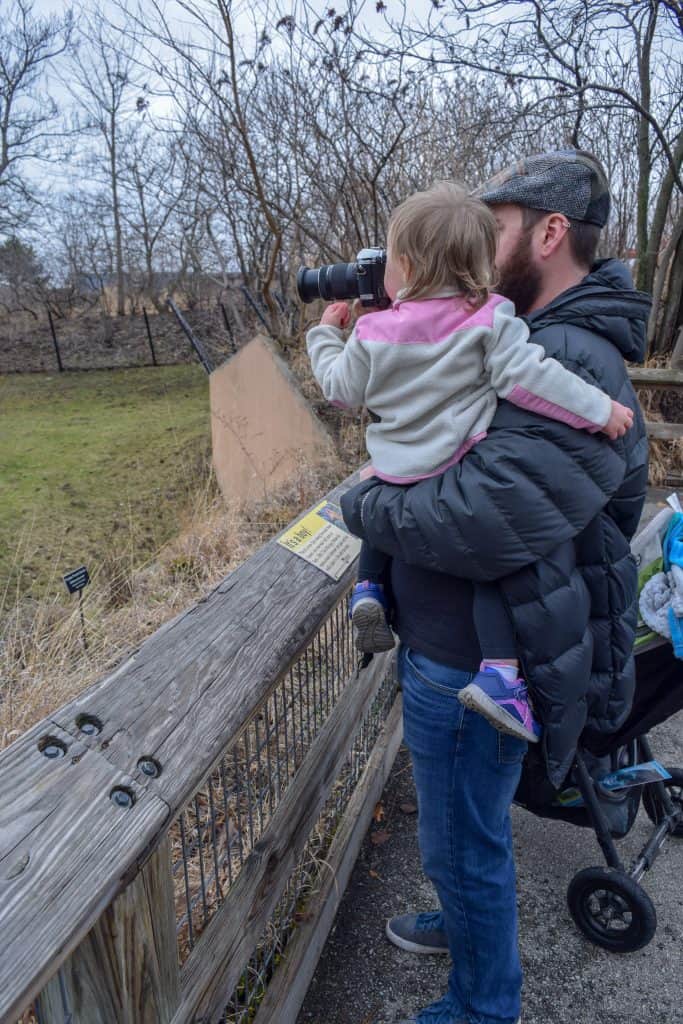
xmin=299 ymin=492 xmax=683 ymax=1024
xmin=299 ymin=712 xmax=682 ymax=1024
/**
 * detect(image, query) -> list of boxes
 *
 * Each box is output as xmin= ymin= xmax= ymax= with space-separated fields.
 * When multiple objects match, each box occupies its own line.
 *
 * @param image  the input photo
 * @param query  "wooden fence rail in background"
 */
xmin=0 ymin=468 xmax=401 ymax=1024
xmin=627 ymin=367 xmax=683 ymax=445
xmin=627 ymin=368 xmax=683 ymax=389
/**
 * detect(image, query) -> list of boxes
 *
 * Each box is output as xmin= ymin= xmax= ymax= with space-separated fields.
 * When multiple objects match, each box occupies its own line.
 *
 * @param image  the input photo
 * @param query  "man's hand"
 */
xmin=321 ymin=301 xmax=351 ymax=328
xmin=602 ymin=400 xmax=634 ymax=440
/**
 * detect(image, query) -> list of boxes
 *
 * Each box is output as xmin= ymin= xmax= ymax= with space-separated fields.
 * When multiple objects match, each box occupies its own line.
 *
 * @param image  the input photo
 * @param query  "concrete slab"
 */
xmin=298 ymin=709 xmax=683 ymax=1024
xmin=210 ymin=335 xmax=334 ymax=503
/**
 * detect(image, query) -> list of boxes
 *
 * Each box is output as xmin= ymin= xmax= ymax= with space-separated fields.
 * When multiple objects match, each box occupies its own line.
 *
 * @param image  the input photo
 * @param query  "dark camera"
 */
xmin=296 ymin=247 xmax=389 ymax=309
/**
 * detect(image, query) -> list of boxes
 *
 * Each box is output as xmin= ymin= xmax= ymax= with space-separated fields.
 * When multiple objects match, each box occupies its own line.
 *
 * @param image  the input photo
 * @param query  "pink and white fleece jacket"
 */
xmin=306 ymin=291 xmax=612 ymax=483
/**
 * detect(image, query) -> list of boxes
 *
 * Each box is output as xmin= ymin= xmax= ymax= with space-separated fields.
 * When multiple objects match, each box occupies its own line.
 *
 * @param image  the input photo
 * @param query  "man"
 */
xmin=340 ymin=151 xmax=650 ymax=1024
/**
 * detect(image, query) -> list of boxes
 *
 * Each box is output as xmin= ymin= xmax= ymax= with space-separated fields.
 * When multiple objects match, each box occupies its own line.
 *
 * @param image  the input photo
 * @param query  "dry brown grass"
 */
xmin=0 ymin=453 xmax=352 ymax=750
xmin=0 ymin=331 xmax=365 ymax=750
xmin=645 ymin=436 xmax=682 ymax=487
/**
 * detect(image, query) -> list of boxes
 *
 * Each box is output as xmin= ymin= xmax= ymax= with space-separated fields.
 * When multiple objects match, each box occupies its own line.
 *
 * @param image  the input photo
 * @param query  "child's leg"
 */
xmin=351 ymin=542 xmax=394 ymax=653
xmin=357 ymin=541 xmax=391 ymax=585
xmin=457 ymin=582 xmax=541 ymax=743
xmin=472 ymin=581 xmax=519 ymax=666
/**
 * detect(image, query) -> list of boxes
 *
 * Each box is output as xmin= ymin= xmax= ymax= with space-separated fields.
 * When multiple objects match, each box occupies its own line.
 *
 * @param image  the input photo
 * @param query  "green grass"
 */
xmin=0 ymin=365 xmax=211 ymax=605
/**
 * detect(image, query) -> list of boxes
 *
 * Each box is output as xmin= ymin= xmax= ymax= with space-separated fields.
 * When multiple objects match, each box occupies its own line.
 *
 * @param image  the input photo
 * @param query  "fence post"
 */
xmin=240 ymin=285 xmax=270 ymax=330
xmin=219 ymin=301 xmax=236 ymax=351
xmin=35 ymin=838 xmax=180 ymax=1024
xmin=167 ymin=299 xmax=213 ymax=374
xmin=228 ymin=298 xmax=246 ymax=332
xmin=47 ymin=310 xmax=64 ymax=372
xmin=142 ymin=307 xmax=158 ymax=366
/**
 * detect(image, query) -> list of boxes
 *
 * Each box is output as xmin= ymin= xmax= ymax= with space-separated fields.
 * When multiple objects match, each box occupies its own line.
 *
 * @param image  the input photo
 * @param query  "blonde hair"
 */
xmin=387 ymin=181 xmax=497 ymax=307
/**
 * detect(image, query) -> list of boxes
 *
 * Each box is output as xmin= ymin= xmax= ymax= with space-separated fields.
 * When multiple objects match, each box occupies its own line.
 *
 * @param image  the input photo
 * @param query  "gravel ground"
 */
xmin=298 ymin=709 xmax=683 ymax=1024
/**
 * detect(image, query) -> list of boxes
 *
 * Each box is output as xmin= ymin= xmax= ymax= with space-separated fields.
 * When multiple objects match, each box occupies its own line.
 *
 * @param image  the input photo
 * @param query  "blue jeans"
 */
xmin=399 ymin=646 xmax=526 ymax=1024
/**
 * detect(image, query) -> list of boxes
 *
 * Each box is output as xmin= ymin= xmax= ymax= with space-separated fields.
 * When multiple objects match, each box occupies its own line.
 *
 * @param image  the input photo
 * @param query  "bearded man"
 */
xmin=341 ymin=150 xmax=651 ymax=1024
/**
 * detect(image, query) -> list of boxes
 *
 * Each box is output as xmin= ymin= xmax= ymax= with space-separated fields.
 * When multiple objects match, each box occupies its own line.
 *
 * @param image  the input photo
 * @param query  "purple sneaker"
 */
xmin=350 ymin=581 xmax=394 ymax=653
xmin=457 ymin=667 xmax=541 ymax=743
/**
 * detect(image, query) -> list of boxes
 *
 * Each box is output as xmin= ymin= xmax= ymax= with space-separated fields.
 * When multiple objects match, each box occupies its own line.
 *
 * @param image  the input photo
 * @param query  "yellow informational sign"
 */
xmin=277 ymin=501 xmax=361 ymax=580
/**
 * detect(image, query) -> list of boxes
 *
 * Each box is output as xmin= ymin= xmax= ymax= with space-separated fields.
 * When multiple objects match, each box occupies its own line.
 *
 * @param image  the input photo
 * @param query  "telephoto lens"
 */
xmin=296 ymin=247 xmax=388 ymax=308
xmin=296 ymin=262 xmax=359 ymax=304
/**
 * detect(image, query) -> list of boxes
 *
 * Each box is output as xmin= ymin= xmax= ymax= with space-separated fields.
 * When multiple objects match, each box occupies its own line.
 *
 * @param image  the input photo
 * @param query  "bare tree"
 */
xmin=65 ymin=10 xmax=147 ymax=315
xmin=0 ymin=234 xmax=50 ymax=315
xmin=0 ymin=0 xmax=72 ymax=231
xmin=53 ymin=189 xmax=117 ymax=304
xmin=336 ymin=0 xmax=682 ymax=353
xmin=119 ymin=132 xmax=191 ymax=309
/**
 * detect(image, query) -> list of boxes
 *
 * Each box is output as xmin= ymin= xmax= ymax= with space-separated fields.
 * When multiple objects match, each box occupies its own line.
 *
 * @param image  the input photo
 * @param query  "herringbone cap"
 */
xmin=477 ymin=149 xmax=610 ymax=226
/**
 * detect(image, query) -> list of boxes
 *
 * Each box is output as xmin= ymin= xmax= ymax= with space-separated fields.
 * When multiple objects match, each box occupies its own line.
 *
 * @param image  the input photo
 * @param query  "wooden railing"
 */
xmin=628 ymin=367 xmax=683 ymax=442
xmin=0 ymin=469 xmax=402 ymax=1024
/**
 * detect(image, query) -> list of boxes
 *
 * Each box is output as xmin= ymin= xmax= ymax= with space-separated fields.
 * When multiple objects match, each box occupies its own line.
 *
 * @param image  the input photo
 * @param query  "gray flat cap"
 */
xmin=477 ymin=149 xmax=611 ymax=226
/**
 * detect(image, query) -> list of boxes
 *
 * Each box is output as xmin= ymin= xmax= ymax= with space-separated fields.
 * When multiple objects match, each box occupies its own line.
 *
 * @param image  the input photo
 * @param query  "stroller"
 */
xmin=513 ymin=499 xmax=683 ymax=953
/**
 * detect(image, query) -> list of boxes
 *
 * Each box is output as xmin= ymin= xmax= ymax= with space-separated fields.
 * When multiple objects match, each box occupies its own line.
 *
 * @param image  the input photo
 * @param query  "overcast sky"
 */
xmin=27 ymin=0 xmax=442 ymax=112
xmin=25 ymin=0 xmax=414 ymax=189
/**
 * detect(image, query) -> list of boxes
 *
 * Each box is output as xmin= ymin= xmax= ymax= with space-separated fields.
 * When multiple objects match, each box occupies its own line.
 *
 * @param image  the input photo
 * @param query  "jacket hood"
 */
xmin=526 ymin=258 xmax=651 ymax=364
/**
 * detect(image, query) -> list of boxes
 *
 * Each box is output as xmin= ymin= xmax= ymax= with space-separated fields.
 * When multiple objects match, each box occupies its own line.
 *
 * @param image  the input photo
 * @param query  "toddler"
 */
xmin=305 ymin=182 xmax=633 ymax=744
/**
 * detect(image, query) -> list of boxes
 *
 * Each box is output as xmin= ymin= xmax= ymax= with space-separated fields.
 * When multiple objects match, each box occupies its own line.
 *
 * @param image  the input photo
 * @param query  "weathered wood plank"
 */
xmin=645 ymin=420 xmax=683 ymax=440
xmin=628 ymin=367 xmax=683 ymax=388
xmin=0 ymin=722 xmax=169 ymax=1024
xmin=256 ymin=695 xmax=404 ymax=1024
xmin=36 ymin=838 xmax=180 ymax=1024
xmin=171 ymin=651 xmax=395 ymax=1024
xmin=49 ymin=470 xmax=362 ymax=813
xmin=0 ymin=470 xmax=363 ymax=1023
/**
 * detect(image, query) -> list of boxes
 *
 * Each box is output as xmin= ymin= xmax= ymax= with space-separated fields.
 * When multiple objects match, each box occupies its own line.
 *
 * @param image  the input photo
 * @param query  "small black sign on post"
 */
xmin=63 ymin=565 xmax=90 ymax=651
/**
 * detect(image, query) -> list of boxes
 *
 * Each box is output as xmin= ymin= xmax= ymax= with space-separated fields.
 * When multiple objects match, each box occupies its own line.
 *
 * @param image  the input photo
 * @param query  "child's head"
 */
xmin=387 ymin=181 xmax=497 ymax=306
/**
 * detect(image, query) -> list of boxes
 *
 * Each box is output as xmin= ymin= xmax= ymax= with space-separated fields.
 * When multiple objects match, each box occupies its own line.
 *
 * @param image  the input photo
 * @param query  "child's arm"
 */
xmin=306 ymin=301 xmax=372 ymax=409
xmin=484 ymin=299 xmax=633 ymax=439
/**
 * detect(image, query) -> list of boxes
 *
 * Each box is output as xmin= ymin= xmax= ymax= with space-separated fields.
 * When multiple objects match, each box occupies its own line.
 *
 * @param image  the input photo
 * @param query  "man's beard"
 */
xmin=496 ymin=229 xmax=543 ymax=315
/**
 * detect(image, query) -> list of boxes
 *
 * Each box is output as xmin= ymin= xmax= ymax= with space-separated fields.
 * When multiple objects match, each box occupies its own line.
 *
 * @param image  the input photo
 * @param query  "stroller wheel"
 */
xmin=567 ymin=866 xmax=656 ymax=952
xmin=642 ymin=767 xmax=683 ymax=837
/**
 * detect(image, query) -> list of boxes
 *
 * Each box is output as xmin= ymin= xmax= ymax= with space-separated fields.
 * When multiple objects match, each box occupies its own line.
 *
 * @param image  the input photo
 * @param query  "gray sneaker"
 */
xmin=385 ymin=911 xmax=449 ymax=955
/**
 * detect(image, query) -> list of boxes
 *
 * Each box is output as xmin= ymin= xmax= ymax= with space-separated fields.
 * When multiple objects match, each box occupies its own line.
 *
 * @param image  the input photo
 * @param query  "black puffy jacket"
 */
xmin=341 ymin=260 xmax=651 ymax=787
